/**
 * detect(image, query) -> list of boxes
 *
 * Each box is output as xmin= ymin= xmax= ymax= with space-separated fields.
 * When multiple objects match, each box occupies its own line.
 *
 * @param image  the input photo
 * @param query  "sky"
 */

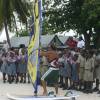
xmin=0 ymin=29 xmax=76 ymax=42
xmin=0 ymin=29 xmax=15 ymax=42
xmin=57 ymin=30 xmax=76 ymax=36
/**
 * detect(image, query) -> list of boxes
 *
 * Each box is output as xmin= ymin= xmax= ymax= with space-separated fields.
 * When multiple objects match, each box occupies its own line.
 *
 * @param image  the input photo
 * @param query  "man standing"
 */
xmin=40 ymin=45 xmax=59 ymax=96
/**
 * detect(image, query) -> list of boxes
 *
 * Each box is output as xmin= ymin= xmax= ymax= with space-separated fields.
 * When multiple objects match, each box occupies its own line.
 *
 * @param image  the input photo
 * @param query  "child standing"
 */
xmin=58 ymin=53 xmax=64 ymax=88
xmin=71 ymin=54 xmax=79 ymax=90
xmin=94 ymin=50 xmax=100 ymax=93
xmin=83 ymin=50 xmax=95 ymax=93
xmin=77 ymin=50 xmax=85 ymax=91
xmin=1 ymin=53 xmax=7 ymax=83
xmin=7 ymin=50 xmax=16 ymax=83
xmin=63 ymin=51 xmax=72 ymax=90
xmin=18 ymin=48 xmax=27 ymax=83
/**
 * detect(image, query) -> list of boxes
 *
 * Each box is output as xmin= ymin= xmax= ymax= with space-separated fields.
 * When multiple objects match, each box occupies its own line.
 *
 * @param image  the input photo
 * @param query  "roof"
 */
xmin=40 ymin=35 xmax=55 ymax=47
xmin=10 ymin=35 xmax=73 ymax=48
xmin=58 ymin=36 xmax=69 ymax=44
xmin=10 ymin=36 xmax=29 ymax=48
xmin=10 ymin=35 xmax=55 ymax=48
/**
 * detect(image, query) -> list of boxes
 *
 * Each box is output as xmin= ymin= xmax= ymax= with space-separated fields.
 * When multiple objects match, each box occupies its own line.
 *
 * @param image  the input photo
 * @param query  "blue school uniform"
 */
xmin=62 ymin=55 xmax=72 ymax=78
xmin=7 ymin=51 xmax=16 ymax=75
xmin=71 ymin=62 xmax=79 ymax=82
xmin=1 ymin=57 xmax=7 ymax=73
xmin=7 ymin=56 xmax=16 ymax=75
xmin=63 ymin=60 xmax=71 ymax=78
xmin=7 ymin=62 xmax=16 ymax=75
xmin=17 ymin=55 xmax=27 ymax=74
xmin=58 ymin=57 xmax=64 ymax=76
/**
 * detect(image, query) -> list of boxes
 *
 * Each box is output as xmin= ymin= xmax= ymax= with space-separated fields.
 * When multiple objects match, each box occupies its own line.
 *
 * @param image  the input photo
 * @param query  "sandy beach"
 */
xmin=0 ymin=72 xmax=100 ymax=100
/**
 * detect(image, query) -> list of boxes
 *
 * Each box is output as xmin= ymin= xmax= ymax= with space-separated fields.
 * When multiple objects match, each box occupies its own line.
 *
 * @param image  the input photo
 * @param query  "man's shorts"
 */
xmin=41 ymin=67 xmax=59 ymax=84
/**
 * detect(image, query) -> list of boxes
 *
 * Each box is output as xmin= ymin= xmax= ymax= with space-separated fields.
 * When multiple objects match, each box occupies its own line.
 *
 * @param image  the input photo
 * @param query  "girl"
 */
xmin=18 ymin=48 xmax=27 ymax=83
xmin=58 ymin=53 xmax=65 ymax=88
xmin=7 ymin=50 xmax=16 ymax=83
xmin=14 ymin=49 xmax=19 ymax=83
xmin=1 ymin=53 xmax=7 ymax=83
xmin=63 ymin=51 xmax=72 ymax=90
xmin=71 ymin=54 xmax=79 ymax=90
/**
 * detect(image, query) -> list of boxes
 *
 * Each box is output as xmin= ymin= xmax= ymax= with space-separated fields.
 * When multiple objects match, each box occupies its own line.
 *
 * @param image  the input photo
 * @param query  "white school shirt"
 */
xmin=77 ymin=40 xmax=85 ymax=48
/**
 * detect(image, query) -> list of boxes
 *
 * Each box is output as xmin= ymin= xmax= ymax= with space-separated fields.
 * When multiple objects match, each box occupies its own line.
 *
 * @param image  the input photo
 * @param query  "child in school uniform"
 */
xmin=7 ymin=50 xmax=16 ymax=83
xmin=94 ymin=50 xmax=100 ymax=93
xmin=62 ymin=51 xmax=72 ymax=90
xmin=0 ymin=51 xmax=3 ymax=71
xmin=77 ymin=49 xmax=85 ymax=91
xmin=71 ymin=54 xmax=79 ymax=90
xmin=18 ymin=48 xmax=27 ymax=83
xmin=58 ymin=53 xmax=65 ymax=88
xmin=83 ymin=50 xmax=95 ymax=93
xmin=14 ymin=49 xmax=19 ymax=83
xmin=1 ymin=53 xmax=7 ymax=83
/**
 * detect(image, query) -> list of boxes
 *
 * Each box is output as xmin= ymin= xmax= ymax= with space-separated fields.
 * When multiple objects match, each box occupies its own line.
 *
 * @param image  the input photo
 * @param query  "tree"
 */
xmin=43 ymin=0 xmax=71 ymax=34
xmin=16 ymin=29 xmax=29 ymax=37
xmin=43 ymin=0 xmax=100 ymax=49
xmin=0 ymin=0 xmax=31 ymax=47
xmin=83 ymin=0 xmax=100 ymax=49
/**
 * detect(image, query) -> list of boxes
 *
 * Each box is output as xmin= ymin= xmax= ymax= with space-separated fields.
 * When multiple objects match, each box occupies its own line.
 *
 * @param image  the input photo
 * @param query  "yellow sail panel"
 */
xmin=28 ymin=50 xmax=39 ymax=83
xmin=28 ymin=0 xmax=40 ymax=84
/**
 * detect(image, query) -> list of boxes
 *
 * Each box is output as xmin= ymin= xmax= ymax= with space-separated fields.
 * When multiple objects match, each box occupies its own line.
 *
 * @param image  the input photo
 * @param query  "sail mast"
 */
xmin=27 ymin=0 xmax=42 ymax=95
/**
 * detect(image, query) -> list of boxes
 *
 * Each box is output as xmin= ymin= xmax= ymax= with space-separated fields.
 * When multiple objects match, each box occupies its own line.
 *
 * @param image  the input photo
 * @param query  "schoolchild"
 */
xmin=18 ymin=48 xmax=27 ymax=83
xmin=83 ymin=50 xmax=95 ymax=93
xmin=77 ymin=49 xmax=85 ymax=91
xmin=7 ymin=50 xmax=16 ymax=83
xmin=71 ymin=54 xmax=79 ymax=90
xmin=1 ymin=53 xmax=7 ymax=83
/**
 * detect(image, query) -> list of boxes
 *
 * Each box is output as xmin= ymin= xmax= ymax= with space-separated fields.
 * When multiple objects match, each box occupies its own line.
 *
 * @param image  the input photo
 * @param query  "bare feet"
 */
xmin=42 ymin=91 xmax=47 ymax=96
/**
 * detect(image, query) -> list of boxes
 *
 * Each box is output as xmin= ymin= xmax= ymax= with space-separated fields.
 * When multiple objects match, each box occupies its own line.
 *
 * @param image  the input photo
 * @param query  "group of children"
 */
xmin=0 ymin=47 xmax=30 ymax=84
xmin=40 ymin=46 xmax=100 ymax=94
xmin=0 ymin=44 xmax=100 ymax=95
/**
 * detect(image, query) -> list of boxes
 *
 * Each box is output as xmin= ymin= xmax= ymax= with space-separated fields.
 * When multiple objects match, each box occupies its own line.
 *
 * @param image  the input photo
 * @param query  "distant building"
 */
xmin=10 ymin=35 xmax=73 ymax=48
xmin=10 ymin=36 xmax=30 ymax=48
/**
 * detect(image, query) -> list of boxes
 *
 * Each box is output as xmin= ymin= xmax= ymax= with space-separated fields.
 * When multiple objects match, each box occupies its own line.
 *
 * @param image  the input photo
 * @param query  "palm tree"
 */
xmin=0 ymin=0 xmax=31 ymax=47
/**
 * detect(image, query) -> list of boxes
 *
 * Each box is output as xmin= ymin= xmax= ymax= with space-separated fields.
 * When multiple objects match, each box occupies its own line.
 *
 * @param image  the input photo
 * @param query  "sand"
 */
xmin=0 ymin=72 xmax=100 ymax=100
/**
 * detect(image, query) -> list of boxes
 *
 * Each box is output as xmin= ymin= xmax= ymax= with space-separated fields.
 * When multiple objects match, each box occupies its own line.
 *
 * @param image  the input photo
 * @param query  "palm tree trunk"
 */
xmin=14 ymin=16 xmax=18 ymax=36
xmin=26 ymin=20 xmax=28 ymax=31
xmin=4 ymin=20 xmax=11 ymax=48
xmin=84 ymin=32 xmax=91 ymax=49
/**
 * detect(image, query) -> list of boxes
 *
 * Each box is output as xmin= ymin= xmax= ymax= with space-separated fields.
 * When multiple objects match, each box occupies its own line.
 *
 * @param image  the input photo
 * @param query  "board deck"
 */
xmin=7 ymin=91 xmax=79 ymax=100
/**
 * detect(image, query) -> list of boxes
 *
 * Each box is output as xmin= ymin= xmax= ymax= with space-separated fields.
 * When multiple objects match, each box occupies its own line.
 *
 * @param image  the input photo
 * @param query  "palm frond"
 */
xmin=0 ymin=0 xmax=4 ymax=30
xmin=14 ymin=0 xmax=31 ymax=24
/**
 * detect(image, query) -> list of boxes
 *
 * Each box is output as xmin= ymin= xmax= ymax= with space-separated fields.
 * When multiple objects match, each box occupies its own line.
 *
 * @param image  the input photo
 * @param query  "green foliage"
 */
xmin=42 ymin=0 xmax=84 ymax=34
xmin=16 ymin=29 xmax=29 ymax=37
xmin=0 ymin=0 xmax=30 ymax=30
xmin=0 ymin=0 xmax=32 ymax=46
xmin=82 ymin=0 xmax=100 ymax=48
xmin=43 ymin=0 xmax=100 ymax=48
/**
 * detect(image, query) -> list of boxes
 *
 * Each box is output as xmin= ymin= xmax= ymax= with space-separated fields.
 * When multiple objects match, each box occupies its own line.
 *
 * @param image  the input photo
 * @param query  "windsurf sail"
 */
xmin=28 ymin=0 xmax=42 ymax=94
